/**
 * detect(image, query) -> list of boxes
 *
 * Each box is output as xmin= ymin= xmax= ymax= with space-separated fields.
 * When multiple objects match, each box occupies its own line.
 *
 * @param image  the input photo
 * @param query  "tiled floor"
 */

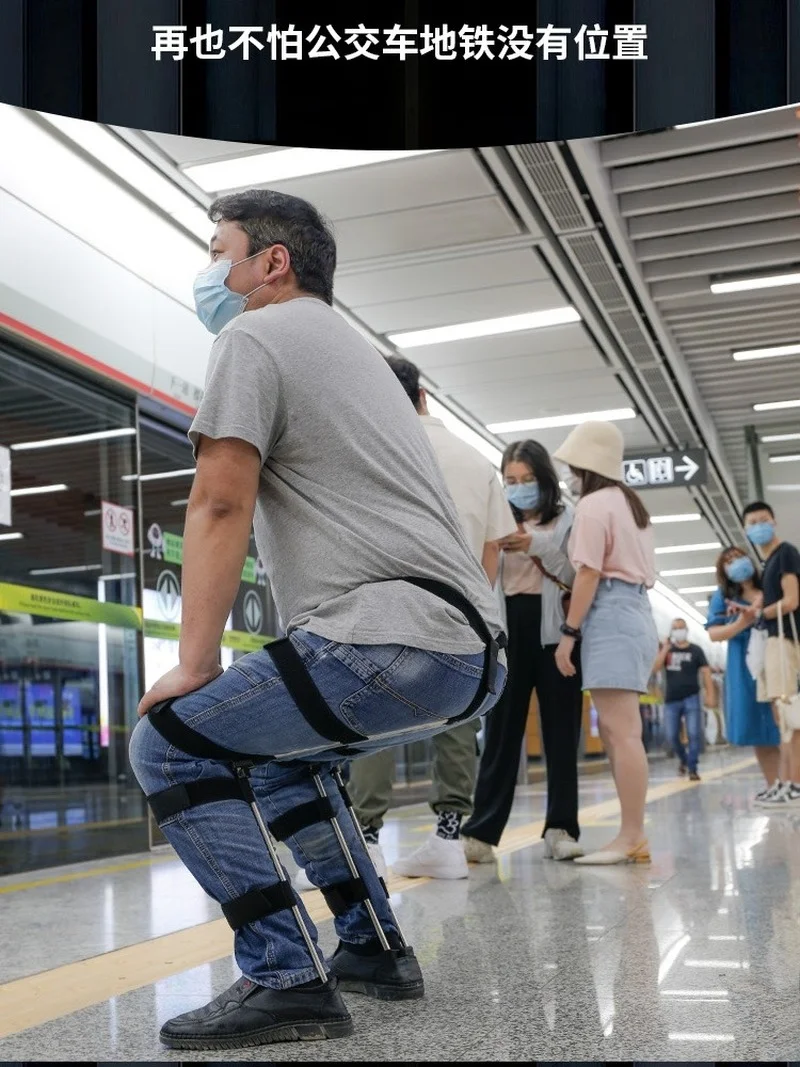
xmin=1 ymin=749 xmax=799 ymax=1061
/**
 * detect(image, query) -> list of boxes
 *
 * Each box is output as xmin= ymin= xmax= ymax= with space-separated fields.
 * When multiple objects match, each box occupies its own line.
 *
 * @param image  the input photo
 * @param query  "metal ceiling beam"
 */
xmin=643 ymin=241 xmax=800 ymax=283
xmin=600 ymin=106 xmax=799 ymax=166
xmin=619 ymin=166 xmax=800 ymax=217
xmin=635 ymin=218 xmax=798 ymax=262
xmin=661 ymin=292 xmax=800 ymax=315
xmin=611 ymin=139 xmax=798 ymax=193
xmin=566 ymin=138 xmax=746 ymax=543
xmin=628 ymin=192 xmax=799 ymax=239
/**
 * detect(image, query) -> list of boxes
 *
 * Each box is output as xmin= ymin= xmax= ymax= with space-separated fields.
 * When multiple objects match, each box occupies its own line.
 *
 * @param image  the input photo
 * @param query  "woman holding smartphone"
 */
xmin=552 ymin=420 xmax=658 ymax=866
xmin=462 ymin=440 xmax=584 ymax=864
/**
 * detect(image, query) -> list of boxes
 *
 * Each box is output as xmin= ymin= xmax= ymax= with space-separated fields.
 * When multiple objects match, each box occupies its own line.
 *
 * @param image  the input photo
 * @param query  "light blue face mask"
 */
xmin=725 ymin=556 xmax=755 ymax=583
xmin=193 ymin=251 xmax=269 ymax=335
xmin=745 ymin=521 xmax=776 ymax=548
xmin=505 ymin=482 xmax=540 ymax=511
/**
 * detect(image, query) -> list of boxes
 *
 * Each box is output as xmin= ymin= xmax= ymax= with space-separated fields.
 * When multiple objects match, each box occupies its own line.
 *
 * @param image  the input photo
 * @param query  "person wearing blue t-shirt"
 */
xmin=706 ymin=547 xmax=780 ymax=802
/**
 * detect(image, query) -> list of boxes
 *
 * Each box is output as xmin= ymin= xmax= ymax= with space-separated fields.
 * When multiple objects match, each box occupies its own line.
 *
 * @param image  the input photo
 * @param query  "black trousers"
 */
xmin=462 ymin=593 xmax=583 ymax=846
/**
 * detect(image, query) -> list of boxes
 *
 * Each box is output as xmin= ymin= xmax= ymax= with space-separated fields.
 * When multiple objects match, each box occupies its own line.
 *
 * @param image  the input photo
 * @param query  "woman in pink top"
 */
xmin=553 ymin=421 xmax=658 ymax=866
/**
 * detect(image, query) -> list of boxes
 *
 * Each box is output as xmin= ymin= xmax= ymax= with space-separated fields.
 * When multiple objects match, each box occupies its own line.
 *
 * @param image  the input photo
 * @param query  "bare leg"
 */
xmin=753 ymin=745 xmax=780 ymax=787
xmin=593 ymin=689 xmax=648 ymax=852
xmin=790 ymin=730 xmax=800 ymax=784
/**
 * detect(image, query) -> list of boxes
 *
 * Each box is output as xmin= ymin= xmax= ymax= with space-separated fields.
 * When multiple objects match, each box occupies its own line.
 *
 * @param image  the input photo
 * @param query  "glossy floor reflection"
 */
xmin=1 ymin=749 xmax=799 ymax=1061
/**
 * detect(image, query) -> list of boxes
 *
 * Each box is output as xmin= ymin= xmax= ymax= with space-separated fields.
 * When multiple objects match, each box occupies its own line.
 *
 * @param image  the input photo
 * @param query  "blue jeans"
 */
xmin=664 ymin=693 xmax=702 ymax=772
xmin=129 ymin=629 xmax=504 ymax=989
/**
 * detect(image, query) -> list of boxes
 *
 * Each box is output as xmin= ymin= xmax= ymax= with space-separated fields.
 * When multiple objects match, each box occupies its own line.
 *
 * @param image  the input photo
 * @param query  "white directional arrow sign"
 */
xmin=674 ymin=454 xmax=700 ymax=482
xmin=622 ymin=449 xmax=707 ymax=490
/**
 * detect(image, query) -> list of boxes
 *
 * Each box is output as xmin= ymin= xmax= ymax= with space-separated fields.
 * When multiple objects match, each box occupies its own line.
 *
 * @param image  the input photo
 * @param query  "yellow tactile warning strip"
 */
xmin=0 ymin=854 xmax=176 ymax=896
xmin=0 ymin=756 xmax=755 ymax=1040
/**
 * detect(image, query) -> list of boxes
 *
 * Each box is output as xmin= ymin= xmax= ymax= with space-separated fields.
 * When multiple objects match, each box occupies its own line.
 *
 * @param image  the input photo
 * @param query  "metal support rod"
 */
xmin=235 ymin=766 xmax=328 ymax=984
xmin=331 ymin=766 xmax=408 ymax=949
xmin=311 ymin=771 xmax=391 ymax=953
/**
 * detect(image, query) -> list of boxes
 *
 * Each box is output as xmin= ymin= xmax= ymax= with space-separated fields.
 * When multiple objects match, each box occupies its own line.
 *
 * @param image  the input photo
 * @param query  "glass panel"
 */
xmin=0 ymin=346 xmax=147 ymax=874
xmin=137 ymin=407 xmax=281 ymax=847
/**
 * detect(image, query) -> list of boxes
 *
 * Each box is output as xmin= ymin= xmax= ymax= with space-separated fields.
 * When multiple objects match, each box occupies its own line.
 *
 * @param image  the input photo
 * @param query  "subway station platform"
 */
xmin=1 ymin=748 xmax=799 ymax=1062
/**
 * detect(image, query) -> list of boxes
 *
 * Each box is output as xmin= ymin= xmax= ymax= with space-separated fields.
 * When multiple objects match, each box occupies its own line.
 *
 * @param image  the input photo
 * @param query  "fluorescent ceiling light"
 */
xmin=651 ymin=514 xmax=701 ymax=524
xmin=390 ymin=306 xmax=581 ymax=349
xmin=488 ymin=407 xmax=636 ymax=435
xmin=660 ymin=566 xmax=716 ymax=577
xmin=733 ymin=342 xmax=800 ymax=362
xmin=0 ymin=532 xmax=24 ymax=542
xmin=184 ymin=148 xmax=441 ymax=193
xmin=38 ymin=112 xmax=211 ymax=241
xmin=668 ymin=1034 xmax=735 ymax=1043
xmin=684 ymin=960 xmax=746 ymax=969
xmin=769 ymin=453 xmax=800 ymax=463
xmin=762 ymin=432 xmax=800 ymax=443
xmin=651 ymin=580 xmax=707 ymax=626
xmin=754 ymin=398 xmax=800 ymax=411
xmin=660 ymin=990 xmax=728 ymax=997
xmin=711 ymin=270 xmax=800 ymax=295
xmin=655 ymin=542 xmax=721 ymax=555
xmin=11 ymin=427 xmax=136 ymax=451
xmin=678 ymin=585 xmax=718 ymax=594
xmin=170 ymin=497 xmax=191 ymax=507
xmin=766 ymin=483 xmax=800 ymax=491
xmin=29 ymin=564 xmax=103 ymax=576
xmin=122 ymin=468 xmax=195 ymax=482
xmin=10 ymin=483 xmax=68 ymax=497
xmin=695 ymin=600 xmax=710 ymax=608
xmin=426 ymin=396 xmax=502 ymax=468
xmin=675 ymin=104 xmax=790 ymax=130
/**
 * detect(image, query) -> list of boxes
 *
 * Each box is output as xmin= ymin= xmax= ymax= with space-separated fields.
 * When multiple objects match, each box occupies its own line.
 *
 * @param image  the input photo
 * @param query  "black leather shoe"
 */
xmin=328 ymin=942 xmax=424 ymax=1000
xmin=159 ymin=976 xmax=353 ymax=1050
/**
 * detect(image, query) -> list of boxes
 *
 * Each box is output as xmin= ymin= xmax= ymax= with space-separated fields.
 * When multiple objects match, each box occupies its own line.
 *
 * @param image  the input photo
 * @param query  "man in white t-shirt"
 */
xmin=297 ymin=356 xmax=515 ymax=884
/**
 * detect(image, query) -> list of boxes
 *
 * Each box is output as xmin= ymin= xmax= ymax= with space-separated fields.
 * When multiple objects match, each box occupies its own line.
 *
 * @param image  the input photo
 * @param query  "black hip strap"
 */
xmin=147 ymin=576 xmax=505 ymax=762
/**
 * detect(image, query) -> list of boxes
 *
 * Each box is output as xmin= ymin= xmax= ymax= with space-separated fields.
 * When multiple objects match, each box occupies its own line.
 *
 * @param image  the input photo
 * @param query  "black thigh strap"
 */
xmin=268 ymin=797 xmax=335 ymax=841
xmin=147 ymin=778 xmax=247 ymax=823
xmin=267 ymin=637 xmax=367 ymax=745
xmin=221 ymin=881 xmax=297 ymax=930
xmin=147 ymin=700 xmax=272 ymax=763
xmin=321 ymin=876 xmax=370 ymax=916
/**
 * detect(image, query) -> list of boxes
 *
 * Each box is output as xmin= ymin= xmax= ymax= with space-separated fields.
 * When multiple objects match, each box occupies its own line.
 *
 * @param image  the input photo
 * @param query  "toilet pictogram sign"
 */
xmin=101 ymin=500 xmax=135 ymax=556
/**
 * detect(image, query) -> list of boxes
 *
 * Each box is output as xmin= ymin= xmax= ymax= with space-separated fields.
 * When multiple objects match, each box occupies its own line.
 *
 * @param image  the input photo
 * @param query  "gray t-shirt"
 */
xmin=188 ymin=297 xmax=503 ymax=655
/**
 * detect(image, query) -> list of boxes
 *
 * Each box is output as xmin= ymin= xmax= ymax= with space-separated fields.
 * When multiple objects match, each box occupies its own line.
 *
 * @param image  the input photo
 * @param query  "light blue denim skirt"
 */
xmin=581 ymin=578 xmax=659 ymax=693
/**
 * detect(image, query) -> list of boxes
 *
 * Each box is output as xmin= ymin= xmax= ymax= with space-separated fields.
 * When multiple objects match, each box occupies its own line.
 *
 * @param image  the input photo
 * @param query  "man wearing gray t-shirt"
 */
xmin=128 ymin=188 xmax=506 ymax=1052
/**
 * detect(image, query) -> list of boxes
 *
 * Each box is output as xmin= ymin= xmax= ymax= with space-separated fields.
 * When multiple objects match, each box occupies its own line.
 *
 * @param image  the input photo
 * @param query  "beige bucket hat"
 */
xmin=553 ymin=420 xmax=625 ymax=482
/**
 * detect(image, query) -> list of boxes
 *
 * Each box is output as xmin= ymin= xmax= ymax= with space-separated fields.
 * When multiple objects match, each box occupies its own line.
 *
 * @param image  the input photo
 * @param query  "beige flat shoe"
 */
xmin=573 ymin=841 xmax=651 ymax=866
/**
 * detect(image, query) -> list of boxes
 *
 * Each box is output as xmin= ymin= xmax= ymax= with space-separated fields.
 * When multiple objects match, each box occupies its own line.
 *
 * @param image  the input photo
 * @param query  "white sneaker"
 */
xmin=543 ymin=828 xmax=584 ymax=861
xmin=392 ymin=834 xmax=469 ymax=879
xmin=462 ymin=835 xmax=496 ymax=864
xmin=760 ymin=783 xmax=800 ymax=809
xmin=755 ymin=780 xmax=786 ymax=807
xmin=293 ymin=841 xmax=388 ymax=893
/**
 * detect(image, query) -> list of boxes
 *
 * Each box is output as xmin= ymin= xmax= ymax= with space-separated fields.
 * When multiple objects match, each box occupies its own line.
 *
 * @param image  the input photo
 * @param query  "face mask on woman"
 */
xmin=505 ymin=482 xmax=540 ymax=512
xmin=725 ymin=556 xmax=755 ymax=583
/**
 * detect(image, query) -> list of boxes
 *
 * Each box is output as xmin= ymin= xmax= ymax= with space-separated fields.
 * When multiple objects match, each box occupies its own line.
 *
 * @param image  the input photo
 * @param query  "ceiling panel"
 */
xmin=408 ymin=323 xmax=601 ymax=370
xmin=334 ymin=196 xmax=520 ymax=263
xmin=266 ymin=152 xmax=499 ymax=221
xmin=428 ymin=348 xmax=602 ymax=390
xmin=495 ymin=418 xmax=657 ymax=455
xmin=334 ymin=247 xmax=547 ymax=306
xmin=352 ymin=279 xmax=567 ymax=333
xmin=143 ymin=131 xmax=280 ymax=166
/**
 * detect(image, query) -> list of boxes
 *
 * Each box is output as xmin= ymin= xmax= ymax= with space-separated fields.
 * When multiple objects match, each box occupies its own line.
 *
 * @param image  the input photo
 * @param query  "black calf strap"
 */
xmin=321 ymin=876 xmax=370 ymax=917
xmin=222 ymin=881 xmax=297 ymax=930
xmin=147 ymin=777 xmax=247 ymax=823
xmin=268 ymin=797 xmax=335 ymax=841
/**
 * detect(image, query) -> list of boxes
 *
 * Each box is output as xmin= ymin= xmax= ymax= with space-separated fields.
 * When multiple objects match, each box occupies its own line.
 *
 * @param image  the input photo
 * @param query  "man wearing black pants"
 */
xmin=462 ymin=440 xmax=584 ymax=863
